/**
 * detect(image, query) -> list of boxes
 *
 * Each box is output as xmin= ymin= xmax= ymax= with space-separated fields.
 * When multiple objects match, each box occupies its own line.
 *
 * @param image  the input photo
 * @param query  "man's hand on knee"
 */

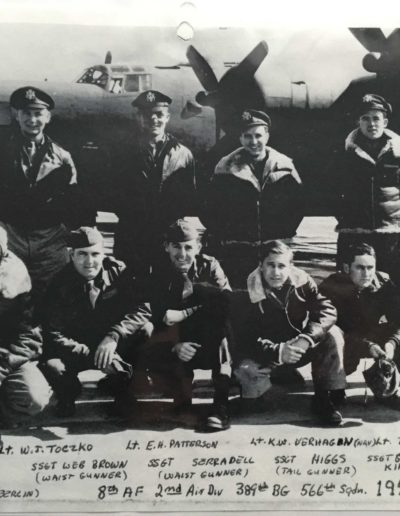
xmin=384 ymin=341 xmax=396 ymax=360
xmin=94 ymin=336 xmax=118 ymax=370
xmin=369 ymin=342 xmax=387 ymax=360
xmin=281 ymin=340 xmax=306 ymax=364
xmin=172 ymin=342 xmax=201 ymax=362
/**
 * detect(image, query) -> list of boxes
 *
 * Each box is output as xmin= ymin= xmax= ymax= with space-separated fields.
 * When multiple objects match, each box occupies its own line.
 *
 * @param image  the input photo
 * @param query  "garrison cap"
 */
xmin=131 ymin=90 xmax=172 ymax=110
xmin=10 ymin=86 xmax=55 ymax=110
xmin=67 ymin=227 xmax=103 ymax=249
xmin=165 ymin=217 xmax=206 ymax=242
xmin=240 ymin=109 xmax=271 ymax=130
xmin=360 ymin=94 xmax=392 ymax=117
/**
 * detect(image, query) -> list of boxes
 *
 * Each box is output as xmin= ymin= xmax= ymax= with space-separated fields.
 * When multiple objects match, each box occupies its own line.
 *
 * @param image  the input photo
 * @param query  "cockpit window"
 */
xmin=125 ymin=73 xmax=152 ymax=93
xmin=77 ymin=67 xmax=109 ymax=89
xmin=141 ymin=74 xmax=152 ymax=90
xmin=124 ymin=75 xmax=140 ymax=92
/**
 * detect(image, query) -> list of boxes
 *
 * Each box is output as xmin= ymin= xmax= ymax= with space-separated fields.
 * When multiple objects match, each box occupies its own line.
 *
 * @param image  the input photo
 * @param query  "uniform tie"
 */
xmin=181 ymin=272 xmax=193 ymax=300
xmin=23 ymin=141 xmax=37 ymax=183
xmin=25 ymin=141 xmax=36 ymax=163
xmin=86 ymin=280 xmax=100 ymax=308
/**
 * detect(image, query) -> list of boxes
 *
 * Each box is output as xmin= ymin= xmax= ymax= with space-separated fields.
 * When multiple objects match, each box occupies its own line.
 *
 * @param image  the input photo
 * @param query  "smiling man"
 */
xmin=135 ymin=217 xmax=233 ymax=431
xmin=0 ymin=86 xmax=88 ymax=313
xmin=320 ymin=243 xmax=400 ymax=406
xmin=208 ymin=109 xmax=304 ymax=287
xmin=336 ymin=94 xmax=400 ymax=284
xmin=40 ymin=227 xmax=151 ymax=417
xmin=111 ymin=90 xmax=197 ymax=276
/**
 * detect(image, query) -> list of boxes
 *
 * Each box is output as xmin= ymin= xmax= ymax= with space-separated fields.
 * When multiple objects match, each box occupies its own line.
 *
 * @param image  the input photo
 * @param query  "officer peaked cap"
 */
xmin=165 ymin=217 xmax=206 ymax=242
xmin=131 ymin=90 xmax=172 ymax=110
xmin=360 ymin=94 xmax=392 ymax=117
xmin=240 ymin=109 xmax=271 ymax=130
xmin=10 ymin=86 xmax=55 ymax=110
xmin=67 ymin=227 xmax=103 ymax=249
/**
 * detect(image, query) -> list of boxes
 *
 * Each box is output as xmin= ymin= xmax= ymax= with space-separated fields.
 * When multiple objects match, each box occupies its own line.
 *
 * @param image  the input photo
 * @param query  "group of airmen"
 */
xmin=0 ymin=83 xmax=400 ymax=433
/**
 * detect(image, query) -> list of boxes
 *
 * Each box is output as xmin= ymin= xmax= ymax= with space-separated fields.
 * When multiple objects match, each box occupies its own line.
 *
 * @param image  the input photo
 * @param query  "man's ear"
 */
xmin=343 ymin=263 xmax=350 ymax=274
xmin=45 ymin=110 xmax=52 ymax=124
xmin=163 ymin=241 xmax=169 ymax=252
xmin=383 ymin=117 xmax=388 ymax=128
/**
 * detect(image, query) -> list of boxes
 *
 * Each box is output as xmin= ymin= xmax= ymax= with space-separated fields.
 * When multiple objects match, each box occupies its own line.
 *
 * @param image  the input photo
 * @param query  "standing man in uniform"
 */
xmin=112 ymin=90 xmax=197 ymax=275
xmin=0 ymin=86 xmax=87 ymax=312
xmin=207 ymin=109 xmax=304 ymax=288
xmin=336 ymin=94 xmax=400 ymax=284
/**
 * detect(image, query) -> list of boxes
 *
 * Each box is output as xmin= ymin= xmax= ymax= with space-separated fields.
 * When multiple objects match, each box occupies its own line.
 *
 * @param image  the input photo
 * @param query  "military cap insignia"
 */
xmin=25 ymin=89 xmax=36 ymax=100
xmin=146 ymin=91 xmax=156 ymax=102
xmin=363 ymin=94 xmax=373 ymax=103
xmin=242 ymin=111 xmax=251 ymax=120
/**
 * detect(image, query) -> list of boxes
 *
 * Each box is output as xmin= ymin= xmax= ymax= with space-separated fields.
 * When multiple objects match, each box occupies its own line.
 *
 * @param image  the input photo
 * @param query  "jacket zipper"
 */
xmin=284 ymin=285 xmax=302 ymax=334
xmin=257 ymin=196 xmax=262 ymax=249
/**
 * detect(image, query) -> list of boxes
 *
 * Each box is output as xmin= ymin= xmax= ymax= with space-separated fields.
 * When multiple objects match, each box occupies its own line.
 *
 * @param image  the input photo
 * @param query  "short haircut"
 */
xmin=260 ymin=240 xmax=294 ymax=262
xmin=343 ymin=242 xmax=376 ymax=266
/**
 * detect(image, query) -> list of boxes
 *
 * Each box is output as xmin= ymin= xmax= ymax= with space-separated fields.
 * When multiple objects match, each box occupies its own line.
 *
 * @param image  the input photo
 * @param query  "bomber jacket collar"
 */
xmin=345 ymin=128 xmax=400 ymax=164
xmin=247 ymin=265 xmax=309 ymax=304
xmin=215 ymin=146 xmax=297 ymax=192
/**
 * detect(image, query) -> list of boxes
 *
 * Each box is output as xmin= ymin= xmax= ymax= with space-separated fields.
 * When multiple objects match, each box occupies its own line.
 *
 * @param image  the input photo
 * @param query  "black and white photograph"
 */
xmin=0 ymin=0 xmax=399 ymax=512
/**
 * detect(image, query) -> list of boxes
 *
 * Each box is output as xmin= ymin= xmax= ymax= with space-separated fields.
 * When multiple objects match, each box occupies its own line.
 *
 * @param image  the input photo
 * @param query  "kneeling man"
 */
xmin=234 ymin=240 xmax=346 ymax=426
xmin=0 ymin=226 xmax=48 ymax=425
xmin=320 ymin=243 xmax=400 ymax=406
xmin=40 ymin=227 xmax=150 ymax=416
xmin=137 ymin=217 xmax=232 ymax=431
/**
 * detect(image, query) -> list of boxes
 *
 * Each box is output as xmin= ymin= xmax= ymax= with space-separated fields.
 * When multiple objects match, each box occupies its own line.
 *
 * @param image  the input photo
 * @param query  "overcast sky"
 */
xmin=0 ymin=22 xmax=369 ymax=108
xmin=0 ymin=1 xmax=397 ymax=106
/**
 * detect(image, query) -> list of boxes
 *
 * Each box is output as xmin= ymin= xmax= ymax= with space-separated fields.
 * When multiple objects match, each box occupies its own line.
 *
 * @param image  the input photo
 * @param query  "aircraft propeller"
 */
xmin=186 ymin=45 xmax=219 ymax=93
xmin=185 ymin=41 xmax=268 ymax=137
xmin=350 ymin=28 xmax=400 ymax=74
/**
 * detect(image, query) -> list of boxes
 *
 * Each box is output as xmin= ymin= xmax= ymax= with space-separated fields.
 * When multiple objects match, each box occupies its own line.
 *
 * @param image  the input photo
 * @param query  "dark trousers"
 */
xmin=135 ymin=313 xmax=232 ymax=405
xmin=343 ymin=324 xmax=400 ymax=375
xmin=40 ymin=347 xmax=133 ymax=404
